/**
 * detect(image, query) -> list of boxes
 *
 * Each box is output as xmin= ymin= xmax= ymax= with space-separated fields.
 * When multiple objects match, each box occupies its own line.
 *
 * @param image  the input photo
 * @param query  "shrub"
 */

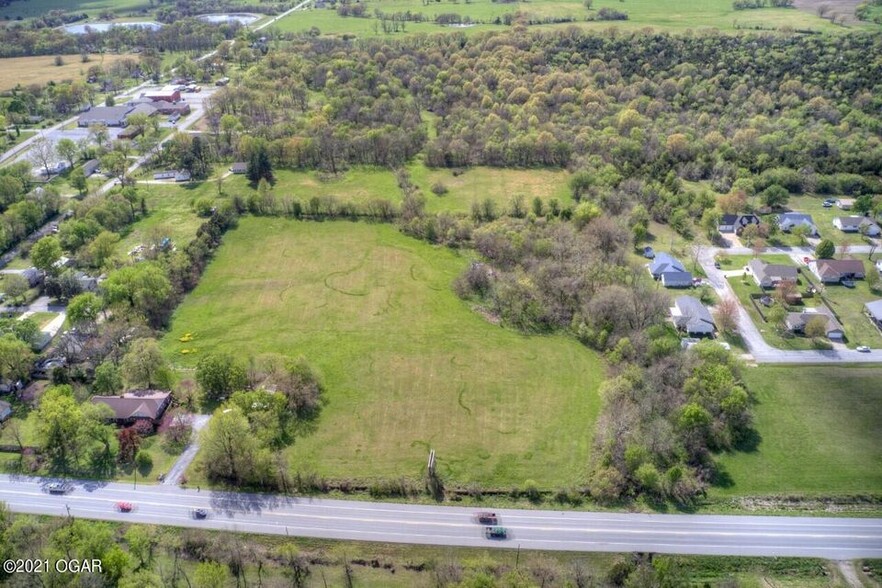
xmin=135 ymin=450 xmax=153 ymax=472
xmin=431 ymin=182 xmax=448 ymax=196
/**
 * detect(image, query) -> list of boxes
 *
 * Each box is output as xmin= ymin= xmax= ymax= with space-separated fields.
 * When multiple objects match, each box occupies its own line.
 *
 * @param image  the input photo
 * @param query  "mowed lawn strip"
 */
xmin=163 ymin=218 xmax=603 ymax=487
xmin=712 ymin=365 xmax=882 ymax=496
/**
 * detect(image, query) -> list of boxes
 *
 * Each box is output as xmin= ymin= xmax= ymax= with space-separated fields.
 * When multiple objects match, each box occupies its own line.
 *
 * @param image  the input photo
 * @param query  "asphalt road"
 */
xmin=1 ymin=474 xmax=880 ymax=558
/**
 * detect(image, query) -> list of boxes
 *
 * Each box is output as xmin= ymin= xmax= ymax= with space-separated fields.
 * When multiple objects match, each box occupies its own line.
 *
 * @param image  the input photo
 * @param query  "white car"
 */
xmin=856 ymin=345 xmax=871 ymax=353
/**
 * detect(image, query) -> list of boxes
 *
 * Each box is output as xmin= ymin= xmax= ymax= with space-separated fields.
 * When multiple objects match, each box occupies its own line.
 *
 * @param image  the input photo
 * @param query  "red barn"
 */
xmin=142 ymin=85 xmax=181 ymax=103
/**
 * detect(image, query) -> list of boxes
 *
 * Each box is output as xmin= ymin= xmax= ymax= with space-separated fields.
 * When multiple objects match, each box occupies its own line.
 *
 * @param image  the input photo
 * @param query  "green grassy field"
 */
xmin=278 ymin=0 xmax=862 ymax=37
xmin=115 ymin=182 xmax=221 ymax=261
xmin=171 ymin=164 xmax=571 ymax=216
xmin=0 ymin=0 xmax=152 ymax=20
xmin=712 ymin=365 xmax=882 ymax=496
xmin=163 ymin=218 xmax=604 ymax=487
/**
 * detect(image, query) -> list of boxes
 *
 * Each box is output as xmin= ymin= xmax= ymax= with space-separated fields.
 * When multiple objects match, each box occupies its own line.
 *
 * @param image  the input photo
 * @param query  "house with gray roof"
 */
xmin=785 ymin=307 xmax=844 ymax=341
xmin=865 ymin=300 xmax=882 ymax=328
xmin=670 ymin=296 xmax=716 ymax=336
xmin=718 ymin=213 xmax=760 ymax=234
xmin=833 ymin=216 xmax=881 ymax=236
xmin=777 ymin=212 xmax=818 ymax=236
xmin=77 ymin=105 xmax=134 ymax=127
xmin=747 ymin=259 xmax=798 ymax=288
xmin=648 ymin=253 xmax=686 ymax=278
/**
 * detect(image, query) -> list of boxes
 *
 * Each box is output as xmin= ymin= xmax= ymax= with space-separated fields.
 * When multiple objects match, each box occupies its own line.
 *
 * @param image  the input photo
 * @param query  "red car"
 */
xmin=476 ymin=512 xmax=498 ymax=525
xmin=116 ymin=501 xmax=133 ymax=512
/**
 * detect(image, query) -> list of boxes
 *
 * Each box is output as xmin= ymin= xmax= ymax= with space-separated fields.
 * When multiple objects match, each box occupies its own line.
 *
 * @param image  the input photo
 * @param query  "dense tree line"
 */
xmin=211 ymin=30 xmax=881 ymax=191
xmin=0 ymin=164 xmax=60 ymax=255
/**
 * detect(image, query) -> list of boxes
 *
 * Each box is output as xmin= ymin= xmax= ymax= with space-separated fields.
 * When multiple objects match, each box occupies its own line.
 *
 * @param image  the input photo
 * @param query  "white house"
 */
xmin=833 ymin=216 xmax=881 ymax=237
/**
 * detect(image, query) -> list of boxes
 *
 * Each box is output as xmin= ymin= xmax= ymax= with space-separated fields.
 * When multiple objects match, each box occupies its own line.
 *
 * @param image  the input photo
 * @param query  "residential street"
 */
xmin=1 ymin=474 xmax=880 ymax=558
xmin=697 ymin=245 xmax=882 ymax=364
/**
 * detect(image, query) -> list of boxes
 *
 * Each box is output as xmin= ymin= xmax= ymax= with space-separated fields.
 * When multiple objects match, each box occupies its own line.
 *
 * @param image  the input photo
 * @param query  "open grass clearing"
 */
xmin=186 ymin=164 xmax=572 ymax=216
xmin=114 ymin=182 xmax=220 ymax=261
xmin=277 ymin=0 xmax=866 ymax=37
xmin=0 ymin=54 xmax=138 ymax=92
xmin=164 ymin=218 xmax=604 ymax=487
xmin=712 ymin=365 xmax=882 ymax=496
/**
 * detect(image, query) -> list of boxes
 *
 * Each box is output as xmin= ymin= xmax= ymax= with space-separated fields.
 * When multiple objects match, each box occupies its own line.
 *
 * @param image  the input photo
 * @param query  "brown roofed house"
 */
xmin=809 ymin=259 xmax=866 ymax=284
xmin=91 ymin=390 xmax=171 ymax=426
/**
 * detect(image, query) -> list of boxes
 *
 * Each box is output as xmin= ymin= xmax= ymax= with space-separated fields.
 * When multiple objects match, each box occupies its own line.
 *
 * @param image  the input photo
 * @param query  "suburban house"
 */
xmin=833 ymin=216 xmax=881 ymax=236
xmin=82 ymin=159 xmax=100 ymax=177
xmin=127 ymin=102 xmax=158 ymax=119
xmin=747 ymin=259 xmax=798 ymax=288
xmin=175 ymin=170 xmax=192 ymax=182
xmin=865 ymin=300 xmax=882 ymax=328
xmin=661 ymin=271 xmax=694 ymax=288
xmin=74 ymin=272 xmax=98 ymax=292
xmin=0 ymin=400 xmax=11 ymax=422
xmin=230 ymin=162 xmax=248 ymax=174
xmin=809 ymin=259 xmax=866 ymax=284
xmin=718 ymin=213 xmax=760 ymax=234
xmin=836 ymin=198 xmax=855 ymax=210
xmin=77 ymin=105 xmax=134 ymax=127
xmin=786 ymin=307 xmax=844 ymax=341
xmin=670 ymin=296 xmax=716 ymax=336
xmin=153 ymin=170 xmax=176 ymax=180
xmin=777 ymin=212 xmax=818 ymax=236
xmin=648 ymin=253 xmax=693 ymax=288
xmin=141 ymin=85 xmax=182 ymax=102
xmin=90 ymin=390 xmax=171 ymax=426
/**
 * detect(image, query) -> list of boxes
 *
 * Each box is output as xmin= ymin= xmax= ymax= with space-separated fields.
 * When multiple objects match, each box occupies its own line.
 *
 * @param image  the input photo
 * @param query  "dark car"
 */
xmin=46 ymin=482 xmax=71 ymax=495
xmin=713 ymin=261 xmax=721 ymax=269
xmin=642 ymin=246 xmax=655 ymax=259
xmin=484 ymin=526 xmax=508 ymax=539
xmin=193 ymin=508 xmax=208 ymax=519
xmin=476 ymin=512 xmax=498 ymax=525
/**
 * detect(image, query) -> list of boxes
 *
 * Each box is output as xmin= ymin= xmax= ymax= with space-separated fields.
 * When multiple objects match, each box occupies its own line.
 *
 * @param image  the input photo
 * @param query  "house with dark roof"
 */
xmin=833 ymin=216 xmax=881 ymax=236
xmin=230 ymin=162 xmax=248 ymax=174
xmin=648 ymin=253 xmax=686 ymax=278
xmin=126 ymin=102 xmax=157 ymax=119
xmin=865 ymin=300 xmax=882 ymax=328
xmin=175 ymin=170 xmax=192 ymax=182
xmin=809 ymin=259 xmax=866 ymax=284
xmin=718 ymin=213 xmax=760 ymax=234
xmin=77 ymin=105 xmax=134 ymax=127
xmin=21 ymin=267 xmax=44 ymax=288
xmin=82 ymin=159 xmax=100 ymax=177
xmin=747 ymin=259 xmax=798 ymax=288
xmin=153 ymin=170 xmax=176 ymax=180
xmin=661 ymin=271 xmax=694 ymax=288
xmin=777 ymin=212 xmax=818 ymax=236
xmin=670 ymin=296 xmax=716 ymax=336
xmin=90 ymin=390 xmax=171 ymax=426
xmin=785 ymin=308 xmax=844 ymax=341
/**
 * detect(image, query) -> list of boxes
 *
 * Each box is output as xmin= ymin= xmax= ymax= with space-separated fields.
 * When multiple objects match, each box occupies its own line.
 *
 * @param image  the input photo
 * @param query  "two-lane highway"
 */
xmin=2 ymin=475 xmax=881 ymax=558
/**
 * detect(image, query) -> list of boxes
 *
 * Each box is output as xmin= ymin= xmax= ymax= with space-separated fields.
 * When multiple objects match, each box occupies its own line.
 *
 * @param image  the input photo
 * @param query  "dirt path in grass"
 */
xmin=836 ymin=560 xmax=862 ymax=588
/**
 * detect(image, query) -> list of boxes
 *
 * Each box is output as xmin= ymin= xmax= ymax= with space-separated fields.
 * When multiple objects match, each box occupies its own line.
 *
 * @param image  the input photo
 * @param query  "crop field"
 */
xmin=712 ymin=365 xmax=882 ymax=496
xmin=277 ymin=0 xmax=860 ymax=37
xmin=0 ymin=54 xmax=136 ymax=92
xmin=163 ymin=218 xmax=604 ymax=487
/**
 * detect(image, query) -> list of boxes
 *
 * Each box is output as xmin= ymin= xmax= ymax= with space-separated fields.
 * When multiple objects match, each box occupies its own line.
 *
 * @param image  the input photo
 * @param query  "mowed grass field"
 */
xmin=0 ymin=54 xmax=137 ymax=92
xmin=163 ymin=218 xmax=604 ymax=487
xmin=711 ymin=365 xmax=882 ymax=496
xmin=205 ymin=164 xmax=571 ymax=215
xmin=278 ymin=0 xmax=861 ymax=37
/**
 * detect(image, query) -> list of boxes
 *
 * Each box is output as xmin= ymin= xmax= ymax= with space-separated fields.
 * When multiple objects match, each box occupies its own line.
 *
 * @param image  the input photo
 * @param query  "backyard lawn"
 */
xmin=712 ymin=365 xmax=882 ymax=496
xmin=163 ymin=218 xmax=604 ymax=487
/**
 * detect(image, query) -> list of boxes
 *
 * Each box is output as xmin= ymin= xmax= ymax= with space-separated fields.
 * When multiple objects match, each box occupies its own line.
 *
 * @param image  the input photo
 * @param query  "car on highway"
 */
xmin=476 ymin=512 xmax=498 ymax=525
xmin=484 ymin=526 xmax=508 ymax=539
xmin=116 ymin=501 xmax=133 ymax=512
xmin=856 ymin=345 xmax=871 ymax=352
xmin=46 ymin=482 xmax=71 ymax=494
xmin=192 ymin=508 xmax=208 ymax=519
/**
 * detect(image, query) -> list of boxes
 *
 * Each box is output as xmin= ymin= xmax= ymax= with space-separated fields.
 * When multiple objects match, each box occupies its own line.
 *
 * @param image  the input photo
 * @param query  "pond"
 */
xmin=61 ymin=21 xmax=163 ymax=35
xmin=196 ymin=13 xmax=261 ymax=26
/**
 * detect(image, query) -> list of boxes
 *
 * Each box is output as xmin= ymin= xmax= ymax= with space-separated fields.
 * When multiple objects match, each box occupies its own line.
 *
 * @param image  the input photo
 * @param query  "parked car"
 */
xmin=841 ymin=279 xmax=855 ymax=288
xmin=476 ymin=512 xmax=498 ymax=525
xmin=192 ymin=508 xmax=208 ymax=519
xmin=713 ymin=261 xmax=721 ymax=269
xmin=116 ymin=501 xmax=133 ymax=512
xmin=856 ymin=345 xmax=871 ymax=353
xmin=822 ymin=201 xmax=833 ymax=208
xmin=642 ymin=246 xmax=655 ymax=259
xmin=484 ymin=526 xmax=508 ymax=539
